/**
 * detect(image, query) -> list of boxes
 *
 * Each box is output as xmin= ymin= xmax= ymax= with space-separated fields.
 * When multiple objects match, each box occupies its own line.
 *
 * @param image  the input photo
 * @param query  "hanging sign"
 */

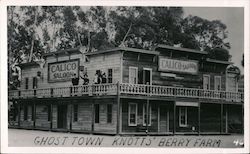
xmin=48 ymin=59 xmax=79 ymax=82
xmin=158 ymin=56 xmax=198 ymax=74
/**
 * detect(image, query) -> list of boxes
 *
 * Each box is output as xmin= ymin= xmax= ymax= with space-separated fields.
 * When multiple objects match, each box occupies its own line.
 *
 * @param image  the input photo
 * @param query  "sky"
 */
xmin=183 ymin=7 xmax=244 ymax=73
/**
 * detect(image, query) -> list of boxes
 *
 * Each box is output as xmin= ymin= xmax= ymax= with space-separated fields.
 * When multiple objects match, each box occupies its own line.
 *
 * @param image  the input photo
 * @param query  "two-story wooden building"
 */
xmin=8 ymin=45 xmax=244 ymax=135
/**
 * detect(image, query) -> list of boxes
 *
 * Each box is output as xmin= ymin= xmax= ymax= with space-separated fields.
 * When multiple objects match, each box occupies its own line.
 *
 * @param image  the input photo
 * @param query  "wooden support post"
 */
xmin=50 ymin=104 xmax=53 ymax=130
xmin=241 ymin=104 xmax=244 ymax=134
xmin=33 ymin=103 xmax=36 ymax=128
xmin=225 ymin=104 xmax=228 ymax=133
xmin=116 ymin=82 xmax=120 ymax=135
xmin=220 ymin=103 xmax=223 ymax=133
xmin=70 ymin=104 xmax=73 ymax=131
xmin=173 ymin=101 xmax=176 ymax=135
xmin=146 ymin=99 xmax=149 ymax=135
xmin=91 ymin=100 xmax=95 ymax=133
xmin=18 ymin=103 xmax=21 ymax=127
xmin=157 ymin=106 xmax=160 ymax=133
xmin=198 ymin=102 xmax=200 ymax=135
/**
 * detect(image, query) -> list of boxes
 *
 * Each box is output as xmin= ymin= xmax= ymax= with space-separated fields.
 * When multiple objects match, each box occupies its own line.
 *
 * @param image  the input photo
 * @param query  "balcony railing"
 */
xmin=8 ymin=83 xmax=244 ymax=103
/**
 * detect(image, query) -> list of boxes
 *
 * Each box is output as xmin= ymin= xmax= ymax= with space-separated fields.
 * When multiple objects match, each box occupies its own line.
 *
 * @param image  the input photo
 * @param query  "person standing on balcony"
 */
xmin=72 ymin=73 xmax=79 ymax=94
xmin=102 ymin=72 xmax=107 ymax=84
xmin=94 ymin=71 xmax=99 ymax=84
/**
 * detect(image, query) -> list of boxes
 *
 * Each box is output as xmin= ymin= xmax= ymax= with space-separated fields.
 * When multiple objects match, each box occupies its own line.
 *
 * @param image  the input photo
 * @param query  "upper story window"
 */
xmin=214 ymin=76 xmax=221 ymax=91
xmin=25 ymin=78 xmax=29 ymax=89
xmin=129 ymin=67 xmax=138 ymax=84
xmin=33 ymin=77 xmax=38 ymax=89
xmin=108 ymin=69 xmax=113 ymax=83
xmin=203 ymin=75 xmax=210 ymax=90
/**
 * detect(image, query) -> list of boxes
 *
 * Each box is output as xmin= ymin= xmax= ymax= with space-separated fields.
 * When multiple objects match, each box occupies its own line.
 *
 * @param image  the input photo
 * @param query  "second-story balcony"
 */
xmin=8 ymin=83 xmax=244 ymax=103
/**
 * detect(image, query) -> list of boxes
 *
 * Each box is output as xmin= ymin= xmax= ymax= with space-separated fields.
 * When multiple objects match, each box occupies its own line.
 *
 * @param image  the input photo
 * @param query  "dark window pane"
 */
xmin=73 ymin=104 xmax=78 ymax=122
xmin=95 ymin=104 xmax=99 ymax=123
xmin=107 ymin=104 xmax=112 ymax=123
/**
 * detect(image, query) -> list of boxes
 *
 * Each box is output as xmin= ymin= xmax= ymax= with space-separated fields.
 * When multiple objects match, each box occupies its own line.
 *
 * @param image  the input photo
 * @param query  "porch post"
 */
xmin=225 ymin=104 xmax=228 ymax=133
xmin=146 ymin=99 xmax=149 ymax=135
xmin=91 ymin=99 xmax=95 ymax=133
xmin=70 ymin=104 xmax=73 ymax=131
xmin=116 ymin=82 xmax=120 ymax=135
xmin=18 ymin=103 xmax=21 ymax=127
xmin=241 ymin=104 xmax=244 ymax=134
xmin=220 ymin=103 xmax=223 ymax=133
xmin=33 ymin=103 xmax=36 ymax=128
xmin=173 ymin=101 xmax=176 ymax=135
xmin=50 ymin=104 xmax=53 ymax=130
xmin=198 ymin=102 xmax=200 ymax=135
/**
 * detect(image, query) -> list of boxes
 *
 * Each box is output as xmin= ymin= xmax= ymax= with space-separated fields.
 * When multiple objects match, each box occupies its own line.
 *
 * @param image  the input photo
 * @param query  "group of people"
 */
xmin=93 ymin=70 xmax=107 ymax=84
xmin=71 ymin=70 xmax=107 ymax=86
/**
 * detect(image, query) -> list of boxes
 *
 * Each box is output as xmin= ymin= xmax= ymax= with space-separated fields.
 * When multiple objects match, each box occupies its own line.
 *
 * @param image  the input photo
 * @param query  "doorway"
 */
xmin=159 ymin=105 xmax=169 ymax=132
xmin=143 ymin=68 xmax=152 ymax=85
xmin=57 ymin=105 xmax=68 ymax=129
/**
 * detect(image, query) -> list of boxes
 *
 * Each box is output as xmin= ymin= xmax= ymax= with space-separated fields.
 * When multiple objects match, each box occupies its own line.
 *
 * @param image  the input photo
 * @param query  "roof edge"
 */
xmin=156 ymin=44 xmax=208 ymax=55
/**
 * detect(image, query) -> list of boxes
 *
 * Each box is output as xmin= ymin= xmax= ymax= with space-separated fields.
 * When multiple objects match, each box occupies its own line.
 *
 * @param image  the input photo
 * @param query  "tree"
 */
xmin=19 ymin=6 xmax=46 ymax=62
xmin=182 ymin=15 xmax=231 ymax=60
xmin=109 ymin=7 xmax=158 ymax=49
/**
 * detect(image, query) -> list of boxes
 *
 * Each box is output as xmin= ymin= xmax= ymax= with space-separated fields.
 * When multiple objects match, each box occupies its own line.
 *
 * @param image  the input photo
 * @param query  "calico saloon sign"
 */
xmin=159 ymin=56 xmax=198 ymax=74
xmin=48 ymin=59 xmax=79 ymax=82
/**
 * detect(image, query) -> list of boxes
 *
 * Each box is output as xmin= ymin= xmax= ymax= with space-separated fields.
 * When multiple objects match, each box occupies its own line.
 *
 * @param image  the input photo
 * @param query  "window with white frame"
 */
xmin=179 ymin=107 xmax=187 ymax=127
xmin=129 ymin=67 xmax=138 ymax=84
xmin=203 ymin=75 xmax=210 ymax=90
xmin=128 ymin=103 xmax=137 ymax=126
xmin=143 ymin=103 xmax=151 ymax=126
xmin=214 ymin=76 xmax=221 ymax=91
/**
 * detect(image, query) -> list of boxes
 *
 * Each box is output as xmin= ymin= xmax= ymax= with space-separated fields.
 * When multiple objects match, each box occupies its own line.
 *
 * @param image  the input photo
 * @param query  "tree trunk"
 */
xmin=28 ymin=7 xmax=38 ymax=62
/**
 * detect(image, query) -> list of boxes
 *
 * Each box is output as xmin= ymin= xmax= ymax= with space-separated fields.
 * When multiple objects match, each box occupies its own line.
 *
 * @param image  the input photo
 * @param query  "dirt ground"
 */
xmin=8 ymin=128 xmax=244 ymax=148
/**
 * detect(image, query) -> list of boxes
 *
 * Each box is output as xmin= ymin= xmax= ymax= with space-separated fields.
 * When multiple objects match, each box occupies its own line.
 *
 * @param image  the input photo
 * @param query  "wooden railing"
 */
xmin=8 ymin=83 xmax=244 ymax=103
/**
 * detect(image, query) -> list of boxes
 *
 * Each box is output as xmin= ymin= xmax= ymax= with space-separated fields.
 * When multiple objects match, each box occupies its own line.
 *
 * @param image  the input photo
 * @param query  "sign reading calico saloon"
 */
xmin=159 ymin=57 xmax=198 ymax=74
xmin=48 ymin=59 xmax=79 ymax=82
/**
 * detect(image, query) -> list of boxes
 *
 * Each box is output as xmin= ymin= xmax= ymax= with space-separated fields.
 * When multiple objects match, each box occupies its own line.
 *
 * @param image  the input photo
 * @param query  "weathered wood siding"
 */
xmin=20 ymin=51 xmax=122 ymax=90
xmin=19 ymin=104 xmax=33 ymax=127
xmin=93 ymin=99 xmax=117 ymax=133
xmin=121 ymin=98 xmax=159 ymax=133
xmin=122 ymin=52 xmax=228 ymax=90
xmin=52 ymin=104 xmax=57 ymax=129
xmin=71 ymin=102 xmax=93 ymax=131
xmin=35 ymin=104 xmax=50 ymax=128
xmin=85 ymin=52 xmax=122 ymax=84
